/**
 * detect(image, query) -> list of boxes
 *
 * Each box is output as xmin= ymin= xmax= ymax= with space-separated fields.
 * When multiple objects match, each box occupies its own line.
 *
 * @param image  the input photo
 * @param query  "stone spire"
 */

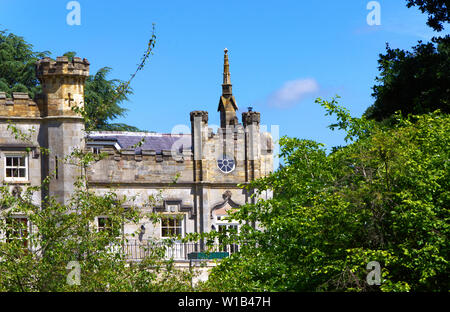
xmin=218 ymin=48 xmax=238 ymax=128
xmin=222 ymin=48 xmax=232 ymax=95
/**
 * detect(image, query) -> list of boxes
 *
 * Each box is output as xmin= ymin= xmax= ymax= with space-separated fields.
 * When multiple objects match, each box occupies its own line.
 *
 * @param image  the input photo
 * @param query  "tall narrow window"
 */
xmin=55 ymin=156 xmax=58 ymax=179
xmin=92 ymin=147 xmax=101 ymax=155
xmin=5 ymin=155 xmax=28 ymax=181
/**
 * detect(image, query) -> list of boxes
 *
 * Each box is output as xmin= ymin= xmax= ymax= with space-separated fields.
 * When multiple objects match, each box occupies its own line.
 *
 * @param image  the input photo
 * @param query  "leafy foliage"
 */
xmin=366 ymin=0 xmax=449 ymax=122
xmin=76 ymin=24 xmax=156 ymax=132
xmin=406 ymin=0 xmax=449 ymax=32
xmin=0 ymin=129 xmax=196 ymax=292
xmin=0 ymin=30 xmax=49 ymax=99
xmin=0 ymin=30 xmax=146 ymax=132
xmin=83 ymin=66 xmax=138 ymax=131
xmin=0 ymin=185 xmax=196 ymax=291
xmin=365 ymin=36 xmax=450 ymax=121
xmin=200 ymin=99 xmax=449 ymax=292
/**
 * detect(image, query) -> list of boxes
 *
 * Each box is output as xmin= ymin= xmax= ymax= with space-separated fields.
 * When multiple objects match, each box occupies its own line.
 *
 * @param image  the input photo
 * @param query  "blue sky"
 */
xmin=0 ymin=0 xmax=444 ymax=151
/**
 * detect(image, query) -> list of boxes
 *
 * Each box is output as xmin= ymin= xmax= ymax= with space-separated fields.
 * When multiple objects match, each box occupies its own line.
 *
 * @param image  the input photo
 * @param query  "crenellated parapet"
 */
xmin=0 ymin=57 xmax=90 ymax=119
xmin=36 ymin=56 xmax=90 ymax=79
xmin=0 ymin=92 xmax=42 ymax=118
xmin=35 ymin=56 xmax=90 ymax=117
xmin=242 ymin=110 xmax=260 ymax=127
xmin=190 ymin=110 xmax=209 ymax=123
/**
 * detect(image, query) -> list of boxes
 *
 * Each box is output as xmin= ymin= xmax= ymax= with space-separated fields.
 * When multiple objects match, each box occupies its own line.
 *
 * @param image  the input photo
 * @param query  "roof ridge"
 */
xmin=89 ymin=131 xmax=191 ymax=137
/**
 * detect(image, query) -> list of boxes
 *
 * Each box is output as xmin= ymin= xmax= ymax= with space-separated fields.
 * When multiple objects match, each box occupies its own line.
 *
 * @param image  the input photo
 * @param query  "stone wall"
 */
xmin=0 ymin=120 xmax=42 ymax=206
xmin=0 ymin=92 xmax=42 ymax=118
xmin=87 ymin=148 xmax=194 ymax=184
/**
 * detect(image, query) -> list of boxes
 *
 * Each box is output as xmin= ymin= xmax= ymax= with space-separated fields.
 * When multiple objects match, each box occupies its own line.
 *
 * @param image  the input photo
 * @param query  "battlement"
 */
xmin=0 ymin=92 xmax=41 ymax=118
xmin=190 ymin=110 xmax=209 ymax=123
xmin=242 ymin=111 xmax=260 ymax=126
xmin=35 ymin=56 xmax=89 ymax=117
xmin=36 ymin=56 xmax=90 ymax=79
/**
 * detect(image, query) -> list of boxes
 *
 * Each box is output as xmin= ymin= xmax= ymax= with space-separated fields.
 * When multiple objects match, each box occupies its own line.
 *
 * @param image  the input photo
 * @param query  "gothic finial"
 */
xmin=222 ymin=48 xmax=232 ymax=95
xmin=218 ymin=49 xmax=238 ymax=128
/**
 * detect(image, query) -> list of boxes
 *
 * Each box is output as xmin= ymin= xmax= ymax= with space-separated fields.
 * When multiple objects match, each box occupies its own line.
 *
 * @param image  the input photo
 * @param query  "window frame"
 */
xmin=160 ymin=214 xmax=185 ymax=239
xmin=97 ymin=216 xmax=112 ymax=232
xmin=166 ymin=204 xmax=178 ymax=213
xmin=217 ymin=155 xmax=236 ymax=174
xmin=91 ymin=146 xmax=102 ymax=155
xmin=214 ymin=214 xmax=240 ymax=254
xmin=215 ymin=216 xmax=240 ymax=231
xmin=5 ymin=216 xmax=30 ymax=249
xmin=4 ymin=154 xmax=29 ymax=182
xmin=96 ymin=216 xmax=122 ymax=238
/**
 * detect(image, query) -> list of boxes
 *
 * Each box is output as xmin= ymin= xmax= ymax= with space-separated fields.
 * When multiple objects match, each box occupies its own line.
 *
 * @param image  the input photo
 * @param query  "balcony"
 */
xmin=123 ymin=240 xmax=238 ymax=261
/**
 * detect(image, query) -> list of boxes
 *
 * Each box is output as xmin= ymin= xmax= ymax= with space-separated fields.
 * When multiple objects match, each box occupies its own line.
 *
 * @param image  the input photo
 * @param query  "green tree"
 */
xmin=200 ymin=98 xmax=449 ymax=292
xmin=63 ymin=51 xmax=139 ymax=131
xmin=0 ymin=128 xmax=195 ymax=292
xmin=406 ymin=0 xmax=449 ymax=32
xmin=365 ymin=1 xmax=449 ymax=121
xmin=0 ymin=30 xmax=142 ymax=132
xmin=83 ymin=66 xmax=139 ymax=132
xmin=364 ymin=36 xmax=450 ymax=121
xmin=0 ymin=30 xmax=49 ymax=99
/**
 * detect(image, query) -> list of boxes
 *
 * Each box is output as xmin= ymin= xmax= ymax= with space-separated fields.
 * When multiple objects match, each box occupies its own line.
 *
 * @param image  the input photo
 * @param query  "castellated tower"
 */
xmin=36 ymin=56 xmax=90 ymax=204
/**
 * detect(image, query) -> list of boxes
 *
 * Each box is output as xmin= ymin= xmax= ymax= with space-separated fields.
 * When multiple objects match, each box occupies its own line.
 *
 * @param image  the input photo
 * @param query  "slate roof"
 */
xmin=87 ymin=132 xmax=191 ymax=154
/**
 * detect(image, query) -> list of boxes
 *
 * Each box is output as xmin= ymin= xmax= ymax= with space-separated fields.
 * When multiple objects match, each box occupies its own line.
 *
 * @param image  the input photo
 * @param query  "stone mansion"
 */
xmin=0 ymin=50 xmax=273 ymax=260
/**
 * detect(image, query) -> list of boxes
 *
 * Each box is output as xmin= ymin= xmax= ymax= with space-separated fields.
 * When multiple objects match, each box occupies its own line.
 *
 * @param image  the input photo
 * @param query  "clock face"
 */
xmin=217 ymin=155 xmax=235 ymax=173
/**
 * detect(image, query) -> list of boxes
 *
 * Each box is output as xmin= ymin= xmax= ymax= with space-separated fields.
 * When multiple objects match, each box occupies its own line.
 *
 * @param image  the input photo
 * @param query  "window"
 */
xmin=217 ymin=155 xmax=235 ymax=173
xmin=214 ymin=211 xmax=240 ymax=254
xmin=160 ymin=215 xmax=183 ymax=238
xmin=97 ymin=217 xmax=113 ymax=234
xmin=5 ymin=155 xmax=28 ymax=181
xmin=6 ymin=217 xmax=29 ymax=248
xmin=92 ymin=147 xmax=101 ymax=155
xmin=55 ymin=156 xmax=58 ymax=179
xmin=97 ymin=216 xmax=122 ymax=238
xmin=166 ymin=204 xmax=178 ymax=213
xmin=217 ymin=223 xmax=239 ymax=254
